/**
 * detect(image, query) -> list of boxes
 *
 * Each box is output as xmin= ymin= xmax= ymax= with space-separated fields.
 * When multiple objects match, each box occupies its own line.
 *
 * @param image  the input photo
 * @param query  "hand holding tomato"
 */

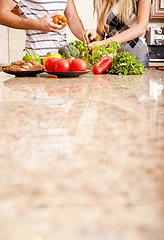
xmin=53 ymin=15 xmax=67 ymax=29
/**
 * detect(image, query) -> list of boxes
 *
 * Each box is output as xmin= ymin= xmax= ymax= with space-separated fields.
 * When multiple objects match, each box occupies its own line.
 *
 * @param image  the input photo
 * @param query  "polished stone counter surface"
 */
xmin=0 ymin=69 xmax=164 ymax=240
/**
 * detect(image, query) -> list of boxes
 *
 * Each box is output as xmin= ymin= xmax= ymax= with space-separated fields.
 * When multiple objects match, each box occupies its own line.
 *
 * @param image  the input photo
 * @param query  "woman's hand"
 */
xmin=83 ymin=29 xmax=97 ymax=44
xmin=87 ymin=39 xmax=108 ymax=50
xmin=37 ymin=13 xmax=66 ymax=33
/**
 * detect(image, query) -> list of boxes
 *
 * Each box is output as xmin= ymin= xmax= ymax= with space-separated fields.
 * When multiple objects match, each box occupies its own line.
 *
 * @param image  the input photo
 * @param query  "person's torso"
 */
xmin=15 ymin=0 xmax=68 ymax=58
xmin=105 ymin=0 xmax=148 ymax=57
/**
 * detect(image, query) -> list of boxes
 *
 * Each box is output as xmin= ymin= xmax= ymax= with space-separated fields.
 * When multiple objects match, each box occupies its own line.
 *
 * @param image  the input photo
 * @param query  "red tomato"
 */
xmin=67 ymin=59 xmax=73 ymax=64
xmin=45 ymin=58 xmax=58 ymax=71
xmin=71 ymin=85 xmax=88 ymax=96
xmin=54 ymin=59 xmax=70 ymax=72
xmin=70 ymin=58 xmax=87 ymax=71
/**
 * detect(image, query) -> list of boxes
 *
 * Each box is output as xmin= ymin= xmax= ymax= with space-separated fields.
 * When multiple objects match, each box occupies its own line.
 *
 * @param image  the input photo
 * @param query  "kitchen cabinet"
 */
xmin=151 ymin=0 xmax=164 ymax=18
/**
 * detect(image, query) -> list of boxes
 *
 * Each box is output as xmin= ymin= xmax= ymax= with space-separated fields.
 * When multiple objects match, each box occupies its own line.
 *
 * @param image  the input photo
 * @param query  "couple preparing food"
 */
xmin=0 ymin=0 xmax=151 ymax=68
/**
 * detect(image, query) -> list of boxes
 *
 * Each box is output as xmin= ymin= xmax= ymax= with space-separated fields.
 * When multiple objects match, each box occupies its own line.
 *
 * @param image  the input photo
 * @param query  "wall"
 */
xmin=0 ymin=0 xmax=96 ymax=65
xmin=0 ymin=26 xmax=9 ymax=65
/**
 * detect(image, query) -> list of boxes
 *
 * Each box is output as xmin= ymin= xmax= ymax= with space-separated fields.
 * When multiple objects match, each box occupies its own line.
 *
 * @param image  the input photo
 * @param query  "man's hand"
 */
xmin=37 ymin=13 xmax=66 ymax=33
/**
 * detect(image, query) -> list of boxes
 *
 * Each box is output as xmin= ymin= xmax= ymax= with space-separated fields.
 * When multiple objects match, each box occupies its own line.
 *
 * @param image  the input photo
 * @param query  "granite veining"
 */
xmin=0 ymin=69 xmax=164 ymax=240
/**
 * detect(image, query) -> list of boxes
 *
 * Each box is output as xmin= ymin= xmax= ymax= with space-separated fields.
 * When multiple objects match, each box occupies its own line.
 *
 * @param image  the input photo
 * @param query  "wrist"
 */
xmin=21 ymin=18 xmax=41 ymax=31
xmin=79 ymin=29 xmax=86 ymax=41
xmin=103 ymin=38 xmax=111 ymax=45
xmin=30 ymin=19 xmax=41 ymax=31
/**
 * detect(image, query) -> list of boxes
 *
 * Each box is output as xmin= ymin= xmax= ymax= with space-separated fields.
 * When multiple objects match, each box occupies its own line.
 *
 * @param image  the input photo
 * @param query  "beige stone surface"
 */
xmin=0 ymin=69 xmax=164 ymax=240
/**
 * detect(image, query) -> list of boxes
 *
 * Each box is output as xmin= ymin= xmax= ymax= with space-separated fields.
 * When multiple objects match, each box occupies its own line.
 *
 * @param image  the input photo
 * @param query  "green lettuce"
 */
xmin=107 ymin=52 xmax=146 ymax=75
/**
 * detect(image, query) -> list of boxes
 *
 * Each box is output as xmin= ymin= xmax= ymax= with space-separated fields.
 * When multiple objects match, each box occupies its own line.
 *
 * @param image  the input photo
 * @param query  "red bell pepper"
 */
xmin=92 ymin=55 xmax=112 ymax=74
xmin=93 ymin=75 xmax=111 ymax=92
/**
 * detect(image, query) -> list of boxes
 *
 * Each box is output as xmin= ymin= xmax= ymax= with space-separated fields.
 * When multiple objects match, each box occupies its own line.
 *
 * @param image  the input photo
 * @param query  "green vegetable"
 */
xmin=22 ymin=48 xmax=41 ymax=64
xmin=58 ymin=45 xmax=80 ymax=59
xmin=69 ymin=40 xmax=121 ymax=66
xmin=69 ymin=40 xmax=90 ymax=62
xmin=91 ymin=41 xmax=121 ymax=65
xmin=107 ymin=52 xmax=146 ymax=75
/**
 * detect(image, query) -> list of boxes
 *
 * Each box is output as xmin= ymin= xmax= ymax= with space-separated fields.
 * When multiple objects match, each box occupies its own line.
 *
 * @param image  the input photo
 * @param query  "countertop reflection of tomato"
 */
xmin=54 ymin=59 xmax=70 ymax=72
xmin=44 ymin=84 xmax=88 ymax=97
xmin=70 ymin=58 xmax=87 ymax=71
xmin=70 ymin=85 xmax=88 ymax=96
xmin=45 ymin=85 xmax=70 ymax=96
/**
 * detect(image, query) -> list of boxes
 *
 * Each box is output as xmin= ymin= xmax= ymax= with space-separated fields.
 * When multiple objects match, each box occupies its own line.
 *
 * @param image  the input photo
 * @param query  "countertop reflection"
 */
xmin=0 ymin=69 xmax=164 ymax=240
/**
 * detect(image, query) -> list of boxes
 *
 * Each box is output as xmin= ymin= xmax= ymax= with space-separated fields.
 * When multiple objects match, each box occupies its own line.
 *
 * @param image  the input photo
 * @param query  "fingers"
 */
xmin=83 ymin=30 xmax=92 ymax=43
xmin=87 ymin=41 xmax=99 ymax=51
xmin=38 ymin=12 xmax=67 ymax=33
xmin=89 ymin=32 xmax=97 ymax=42
xmin=46 ymin=12 xmax=58 ymax=19
xmin=49 ymin=21 xmax=62 ymax=30
xmin=83 ymin=29 xmax=97 ymax=44
xmin=82 ymin=29 xmax=90 ymax=43
xmin=48 ymin=12 xmax=67 ymax=32
xmin=87 ymin=42 xmax=94 ymax=51
xmin=50 ymin=22 xmax=67 ymax=33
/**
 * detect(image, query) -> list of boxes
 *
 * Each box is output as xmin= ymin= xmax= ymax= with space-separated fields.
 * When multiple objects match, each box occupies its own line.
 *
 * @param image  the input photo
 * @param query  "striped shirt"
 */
xmin=13 ymin=0 xmax=68 ymax=58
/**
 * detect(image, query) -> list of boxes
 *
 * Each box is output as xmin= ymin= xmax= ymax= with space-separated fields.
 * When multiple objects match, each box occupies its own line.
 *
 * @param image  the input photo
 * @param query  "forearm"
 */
xmin=67 ymin=16 xmax=85 ymax=41
xmin=0 ymin=10 xmax=40 ymax=30
xmin=65 ymin=0 xmax=85 ymax=41
xmin=104 ymin=24 xmax=147 ymax=45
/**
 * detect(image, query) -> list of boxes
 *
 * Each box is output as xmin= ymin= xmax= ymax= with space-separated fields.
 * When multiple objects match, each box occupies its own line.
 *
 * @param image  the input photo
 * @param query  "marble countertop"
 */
xmin=0 ymin=69 xmax=164 ymax=240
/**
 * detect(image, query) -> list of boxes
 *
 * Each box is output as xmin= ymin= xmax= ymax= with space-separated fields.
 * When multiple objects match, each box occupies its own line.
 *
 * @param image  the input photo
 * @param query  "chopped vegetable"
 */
xmin=22 ymin=48 xmax=41 ymax=64
xmin=92 ymin=56 xmax=112 ymax=74
xmin=107 ymin=52 xmax=146 ymax=75
xmin=58 ymin=45 xmax=80 ymax=59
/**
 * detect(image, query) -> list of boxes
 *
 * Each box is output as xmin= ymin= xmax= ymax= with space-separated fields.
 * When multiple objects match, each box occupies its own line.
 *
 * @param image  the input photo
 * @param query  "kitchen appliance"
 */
xmin=148 ymin=27 xmax=164 ymax=62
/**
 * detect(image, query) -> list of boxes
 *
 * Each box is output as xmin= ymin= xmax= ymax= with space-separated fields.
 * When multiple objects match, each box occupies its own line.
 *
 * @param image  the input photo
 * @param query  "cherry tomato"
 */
xmin=45 ymin=58 xmax=58 ymax=71
xmin=70 ymin=58 xmax=87 ymax=71
xmin=54 ymin=59 xmax=70 ymax=72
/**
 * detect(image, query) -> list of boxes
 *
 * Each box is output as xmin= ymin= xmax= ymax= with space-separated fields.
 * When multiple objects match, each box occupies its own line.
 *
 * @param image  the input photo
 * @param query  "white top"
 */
xmin=13 ymin=0 xmax=68 ymax=58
